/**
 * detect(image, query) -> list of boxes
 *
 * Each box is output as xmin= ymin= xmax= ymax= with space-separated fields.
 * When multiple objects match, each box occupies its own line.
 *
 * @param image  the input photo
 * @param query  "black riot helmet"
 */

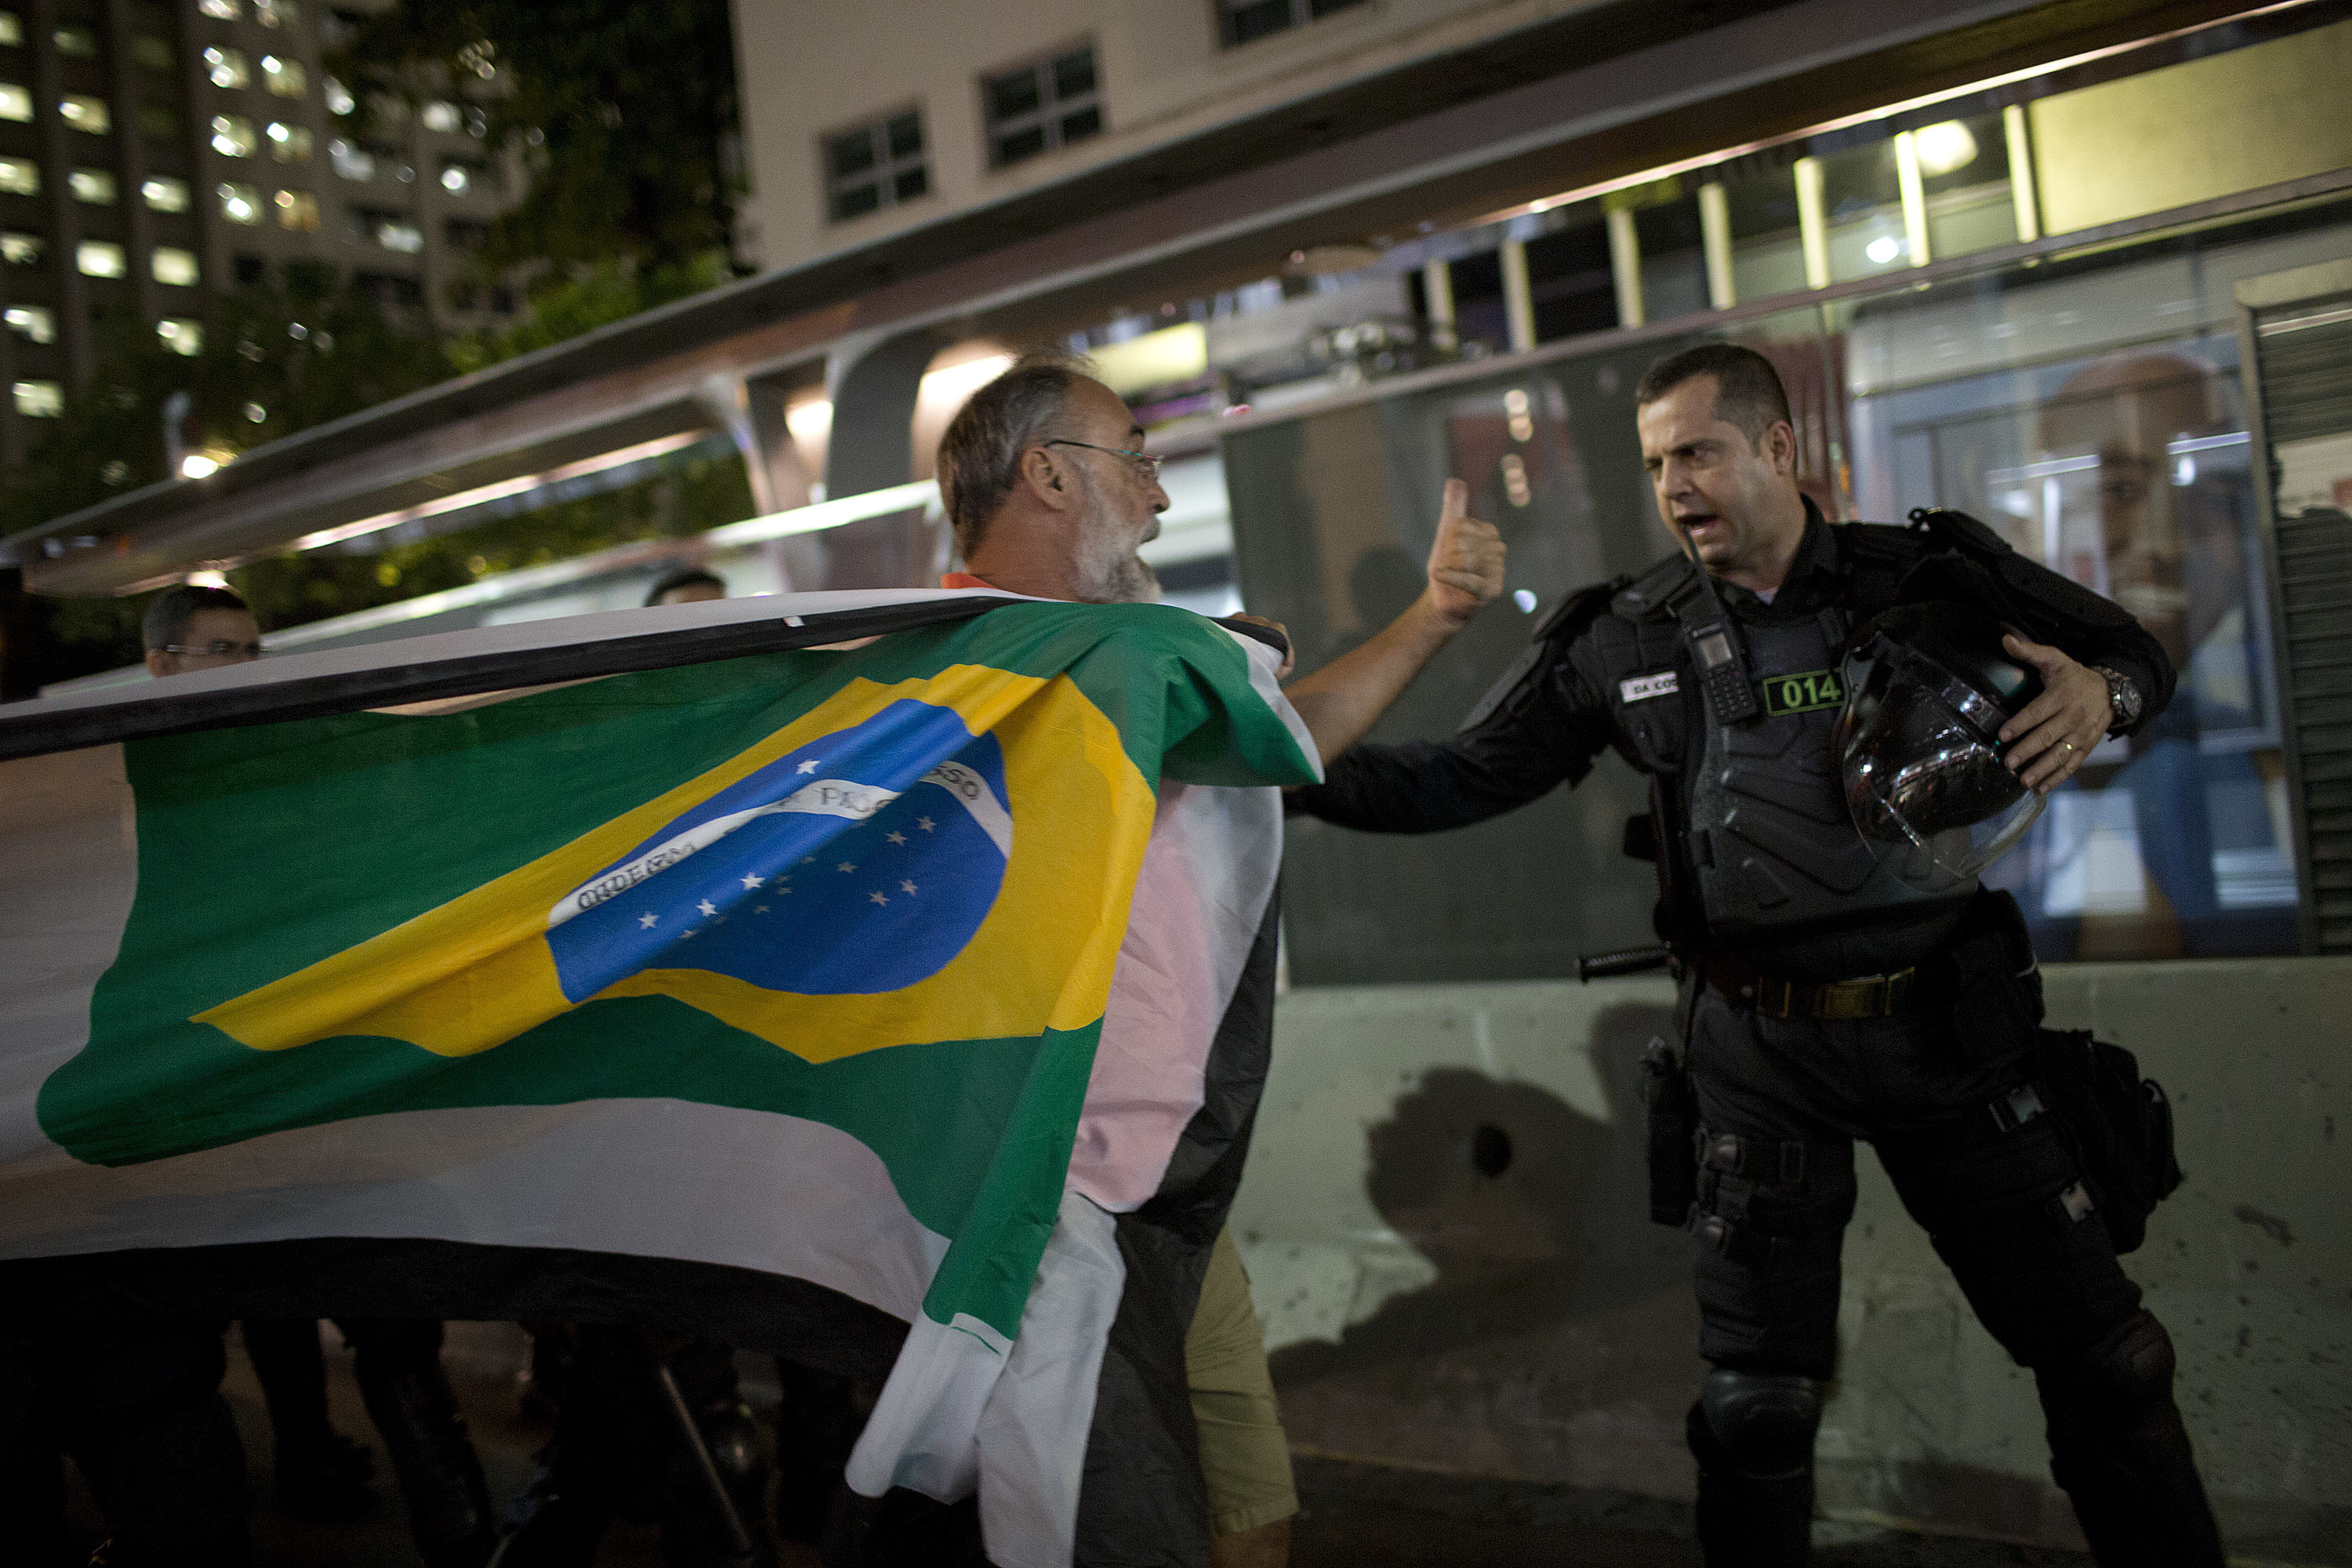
xmin=1834 ymin=601 xmax=2048 ymax=880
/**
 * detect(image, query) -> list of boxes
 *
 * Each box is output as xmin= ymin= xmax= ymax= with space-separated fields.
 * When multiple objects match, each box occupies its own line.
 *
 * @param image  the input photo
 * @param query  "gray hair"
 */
xmin=937 ymin=346 xmax=1096 ymax=554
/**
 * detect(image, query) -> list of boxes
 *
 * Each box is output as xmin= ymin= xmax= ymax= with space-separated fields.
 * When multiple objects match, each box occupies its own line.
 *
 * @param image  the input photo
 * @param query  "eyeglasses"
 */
xmin=1041 ymin=439 xmax=1163 ymax=483
xmin=162 ymin=641 xmax=265 ymax=659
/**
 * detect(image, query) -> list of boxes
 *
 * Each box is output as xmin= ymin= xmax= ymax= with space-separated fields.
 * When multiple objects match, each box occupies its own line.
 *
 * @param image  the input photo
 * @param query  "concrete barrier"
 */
xmin=1234 ymin=958 xmax=2351 ymax=1562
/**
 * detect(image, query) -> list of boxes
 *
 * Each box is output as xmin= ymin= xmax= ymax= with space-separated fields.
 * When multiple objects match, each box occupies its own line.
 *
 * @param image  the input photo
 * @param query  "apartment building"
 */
xmin=0 ymin=0 xmax=514 ymax=463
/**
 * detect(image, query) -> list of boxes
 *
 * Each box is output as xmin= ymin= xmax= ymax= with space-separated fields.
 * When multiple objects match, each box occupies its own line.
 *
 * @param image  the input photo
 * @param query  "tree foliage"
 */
xmin=329 ymin=0 xmax=746 ymax=291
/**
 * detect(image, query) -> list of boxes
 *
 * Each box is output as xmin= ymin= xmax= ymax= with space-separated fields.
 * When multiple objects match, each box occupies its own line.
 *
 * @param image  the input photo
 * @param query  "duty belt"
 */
xmin=1704 ymin=953 xmax=1922 ymax=1020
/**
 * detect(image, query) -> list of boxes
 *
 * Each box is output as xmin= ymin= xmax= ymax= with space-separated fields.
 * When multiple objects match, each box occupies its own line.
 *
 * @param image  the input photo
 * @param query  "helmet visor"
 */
xmin=1839 ymin=649 xmax=2046 ymax=880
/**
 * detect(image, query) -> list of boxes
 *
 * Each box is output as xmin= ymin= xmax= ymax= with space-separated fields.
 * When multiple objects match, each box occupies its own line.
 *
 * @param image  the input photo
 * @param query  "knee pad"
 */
xmin=1695 ymin=1369 xmax=1824 ymax=1480
xmin=2061 ymin=1310 xmax=2176 ymax=1406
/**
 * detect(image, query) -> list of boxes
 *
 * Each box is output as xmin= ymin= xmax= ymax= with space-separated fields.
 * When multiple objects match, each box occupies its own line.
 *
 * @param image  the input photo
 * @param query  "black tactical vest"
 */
xmin=1681 ymin=601 xmax=1967 ymax=946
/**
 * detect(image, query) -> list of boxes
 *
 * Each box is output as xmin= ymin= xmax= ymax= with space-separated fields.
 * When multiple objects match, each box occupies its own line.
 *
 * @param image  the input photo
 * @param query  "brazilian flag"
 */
xmin=0 ymin=590 xmax=1317 ymax=1567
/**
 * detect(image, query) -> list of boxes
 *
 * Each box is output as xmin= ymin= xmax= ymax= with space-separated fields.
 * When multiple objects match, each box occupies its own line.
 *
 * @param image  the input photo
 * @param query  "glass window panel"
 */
xmin=13 ymin=379 xmax=60 ymax=416
xmin=132 ymin=34 xmax=173 ymax=71
xmin=372 ymin=214 xmax=421 ymax=252
xmin=59 ymin=94 xmax=110 ymax=134
xmin=830 ymin=180 xmax=878 ymax=221
xmin=1221 ymin=0 xmax=1292 ymax=46
xmin=212 ymin=114 xmax=256 ymax=156
xmin=52 ymin=24 xmax=96 ymax=57
xmin=68 ymin=169 xmax=116 ymax=204
xmin=0 ymin=157 xmax=36 ymax=194
xmin=993 ymin=125 xmax=1045 ymax=165
xmin=268 ymin=122 xmax=312 ymax=162
xmin=1 ymin=231 xmax=42 ymax=263
xmin=0 ymin=15 xmax=20 ymax=47
xmin=274 ymin=187 xmax=317 ymax=229
xmin=989 ymin=67 xmax=1040 ymax=123
xmin=419 ymin=99 xmax=461 ymax=132
xmin=892 ymin=165 xmax=927 ymax=201
xmin=1308 ymin=0 xmax=1370 ymax=14
xmin=1059 ymin=105 xmax=1101 ymax=143
xmin=0 ymin=82 xmax=28 ymax=122
xmin=1915 ymin=112 xmax=2018 ymax=262
xmin=141 ymin=174 xmax=190 ymax=212
xmin=884 ymin=112 xmax=921 ymax=159
xmin=255 ymin=0 xmax=298 ymax=25
xmin=324 ymin=76 xmax=354 ymax=116
xmin=198 ymin=0 xmax=241 ymax=17
xmin=262 ymin=55 xmax=307 ymax=97
xmin=1819 ymin=134 xmax=1909 ymax=281
xmin=137 ymin=104 xmax=177 ymax=139
xmin=829 ymin=128 xmax=874 ymax=180
xmin=1051 ymin=49 xmax=1096 ymax=99
xmin=217 ymin=180 xmax=262 ymax=223
xmin=1725 ymin=163 xmax=1806 ymax=303
xmin=74 ymin=239 xmax=125 ymax=277
xmin=151 ymin=245 xmax=199 ymax=285
xmin=4 ymin=303 xmax=52 ymax=341
xmin=158 ymin=317 xmax=202 ymax=354
xmin=1632 ymin=189 xmax=1707 ymax=321
xmin=205 ymin=46 xmax=248 ymax=89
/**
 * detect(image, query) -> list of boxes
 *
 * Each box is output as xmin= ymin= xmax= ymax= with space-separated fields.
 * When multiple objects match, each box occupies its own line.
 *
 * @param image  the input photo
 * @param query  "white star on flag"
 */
xmin=916 ymin=816 xmax=935 ymax=832
xmin=740 ymin=873 xmax=764 ymax=889
xmin=638 ymin=913 xmax=659 ymax=929
xmin=900 ymin=880 xmax=917 ymax=895
xmin=869 ymin=891 xmax=888 ymax=906
xmin=886 ymin=831 xmax=908 ymax=847
xmin=797 ymin=759 xmax=820 ymax=775
xmin=697 ymin=899 xmax=717 ymax=917
xmin=837 ymin=862 xmax=856 ymax=873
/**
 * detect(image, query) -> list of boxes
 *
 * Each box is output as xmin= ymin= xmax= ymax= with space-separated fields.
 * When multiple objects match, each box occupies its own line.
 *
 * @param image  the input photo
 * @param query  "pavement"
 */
xmin=51 ymin=1321 xmax=2092 ymax=1566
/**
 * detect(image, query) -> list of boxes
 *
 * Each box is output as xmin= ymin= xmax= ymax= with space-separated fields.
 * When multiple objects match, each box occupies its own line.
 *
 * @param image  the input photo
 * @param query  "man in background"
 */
xmin=143 ymin=586 xmax=263 ymax=678
xmin=644 ymin=568 xmax=729 ymax=608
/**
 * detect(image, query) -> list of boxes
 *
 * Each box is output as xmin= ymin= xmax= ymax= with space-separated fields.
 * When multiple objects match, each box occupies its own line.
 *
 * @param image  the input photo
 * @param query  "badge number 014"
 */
xmin=1762 ymin=667 xmax=1845 ymax=718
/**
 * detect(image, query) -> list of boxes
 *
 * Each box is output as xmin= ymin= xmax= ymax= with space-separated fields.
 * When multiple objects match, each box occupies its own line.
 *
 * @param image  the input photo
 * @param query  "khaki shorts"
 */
xmin=1186 ymin=1225 xmax=1298 ymax=1535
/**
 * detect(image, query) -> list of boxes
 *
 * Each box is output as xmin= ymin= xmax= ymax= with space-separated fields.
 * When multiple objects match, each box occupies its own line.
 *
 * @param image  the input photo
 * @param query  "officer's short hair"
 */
xmin=142 ymin=584 xmax=250 ymax=652
xmin=1635 ymin=343 xmax=1793 ymax=447
xmin=936 ymin=346 xmax=1096 ymax=557
xmin=644 ymin=568 xmax=726 ymax=607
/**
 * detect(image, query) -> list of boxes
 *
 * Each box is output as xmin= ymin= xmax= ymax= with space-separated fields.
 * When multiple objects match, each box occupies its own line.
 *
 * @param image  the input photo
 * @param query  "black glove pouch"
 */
xmin=1944 ymin=887 xmax=2042 ymax=1069
xmin=1641 ymin=1036 xmax=1699 ymax=1226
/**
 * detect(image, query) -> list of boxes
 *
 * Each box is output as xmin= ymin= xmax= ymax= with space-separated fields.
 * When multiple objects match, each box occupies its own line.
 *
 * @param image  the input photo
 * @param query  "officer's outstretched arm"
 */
xmin=1282 ymin=479 xmax=1506 ymax=765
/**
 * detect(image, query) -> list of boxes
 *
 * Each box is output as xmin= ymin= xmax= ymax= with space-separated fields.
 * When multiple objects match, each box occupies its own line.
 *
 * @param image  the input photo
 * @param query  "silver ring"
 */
xmin=2061 ymin=740 xmax=2075 ymax=752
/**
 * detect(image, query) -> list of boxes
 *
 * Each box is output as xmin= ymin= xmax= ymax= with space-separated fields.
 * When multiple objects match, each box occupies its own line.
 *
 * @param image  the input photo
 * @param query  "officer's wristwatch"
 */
xmin=2090 ymin=666 xmax=2142 ymax=735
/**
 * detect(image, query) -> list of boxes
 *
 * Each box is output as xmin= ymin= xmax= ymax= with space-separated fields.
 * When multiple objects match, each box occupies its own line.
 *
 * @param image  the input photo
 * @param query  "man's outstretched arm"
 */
xmin=1280 ymin=479 xmax=1506 ymax=765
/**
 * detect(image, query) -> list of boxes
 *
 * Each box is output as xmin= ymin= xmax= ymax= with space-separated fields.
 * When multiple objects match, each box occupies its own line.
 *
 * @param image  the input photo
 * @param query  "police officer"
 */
xmin=1291 ymin=343 xmax=2223 ymax=1566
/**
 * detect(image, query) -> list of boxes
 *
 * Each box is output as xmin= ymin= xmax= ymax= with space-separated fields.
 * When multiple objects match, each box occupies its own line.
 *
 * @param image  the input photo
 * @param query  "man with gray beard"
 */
xmin=928 ymin=347 xmax=1504 ymax=1568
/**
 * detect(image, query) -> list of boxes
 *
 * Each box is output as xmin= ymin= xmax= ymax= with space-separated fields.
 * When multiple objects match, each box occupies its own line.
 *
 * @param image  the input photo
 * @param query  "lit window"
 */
xmin=983 ymin=46 xmax=1103 ymax=168
xmin=75 ymin=239 xmax=125 ymax=278
xmin=69 ymin=169 xmax=116 ymax=205
xmin=267 ymin=121 xmax=311 ymax=162
xmin=371 ymin=213 xmax=422 ymax=252
xmin=825 ymin=111 xmax=927 ymax=223
xmin=59 ymin=94 xmax=110 ymax=134
xmin=324 ymin=76 xmax=354 ymax=116
xmin=1216 ymin=0 xmax=1367 ymax=47
xmin=52 ymin=24 xmax=96 ymax=57
xmin=255 ymin=0 xmax=298 ymax=25
xmin=141 ymin=174 xmax=190 ymax=212
xmin=14 ymin=380 xmax=61 ymax=417
xmin=4 ymin=303 xmax=51 ymax=342
xmin=218 ymin=181 xmax=262 ymax=223
xmin=273 ymin=187 xmax=316 ymax=230
xmin=151 ymin=246 xmax=198 ymax=285
xmin=1 ymin=231 xmax=40 ymax=263
xmin=198 ymin=0 xmax=241 ymax=19
xmin=0 ymin=158 xmax=36 ymax=194
xmin=0 ymin=83 xmax=29 ymax=122
xmin=158 ymin=318 xmax=204 ymax=354
xmin=420 ymin=99 xmax=461 ymax=133
xmin=212 ymin=114 xmax=256 ymax=157
xmin=0 ymin=15 xmax=19 ymax=47
xmin=439 ymin=162 xmax=466 ymax=194
xmin=204 ymin=46 xmax=249 ymax=90
xmin=328 ymin=137 xmax=373 ymax=180
xmin=261 ymin=55 xmax=304 ymax=97
xmin=132 ymin=34 xmax=172 ymax=71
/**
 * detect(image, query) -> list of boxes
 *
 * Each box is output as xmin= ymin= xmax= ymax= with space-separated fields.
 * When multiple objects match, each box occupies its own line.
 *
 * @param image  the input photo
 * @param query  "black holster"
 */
xmin=1642 ymin=1036 xmax=1699 ymax=1225
xmin=1944 ymin=887 xmax=2042 ymax=1068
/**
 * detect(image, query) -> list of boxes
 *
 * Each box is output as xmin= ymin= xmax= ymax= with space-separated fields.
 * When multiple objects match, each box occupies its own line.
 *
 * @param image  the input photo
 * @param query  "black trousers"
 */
xmin=1680 ymin=982 xmax=2222 ymax=1566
